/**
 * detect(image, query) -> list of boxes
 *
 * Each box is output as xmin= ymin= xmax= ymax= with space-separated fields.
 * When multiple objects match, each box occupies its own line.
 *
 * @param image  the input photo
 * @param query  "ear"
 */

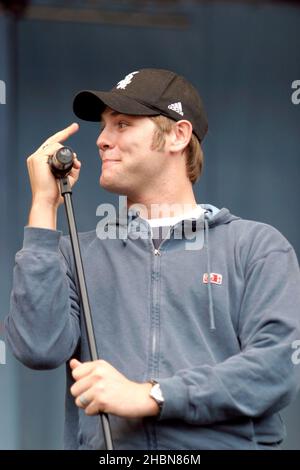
xmin=168 ymin=120 xmax=193 ymax=154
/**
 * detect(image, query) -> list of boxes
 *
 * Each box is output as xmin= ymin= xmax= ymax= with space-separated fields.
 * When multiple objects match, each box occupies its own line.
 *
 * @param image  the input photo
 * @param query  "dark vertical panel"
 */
xmin=0 ymin=13 xmax=20 ymax=450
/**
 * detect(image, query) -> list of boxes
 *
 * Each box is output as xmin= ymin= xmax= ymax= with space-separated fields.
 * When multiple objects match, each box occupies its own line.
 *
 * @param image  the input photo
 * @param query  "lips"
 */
xmin=102 ymin=159 xmax=121 ymax=168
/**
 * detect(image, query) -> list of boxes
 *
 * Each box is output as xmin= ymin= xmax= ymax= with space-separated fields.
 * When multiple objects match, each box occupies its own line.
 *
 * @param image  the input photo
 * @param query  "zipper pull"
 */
xmin=154 ymin=249 xmax=161 ymax=256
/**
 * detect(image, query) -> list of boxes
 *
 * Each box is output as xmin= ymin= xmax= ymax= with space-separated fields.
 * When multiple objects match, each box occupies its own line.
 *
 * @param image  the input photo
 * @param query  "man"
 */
xmin=5 ymin=68 xmax=300 ymax=450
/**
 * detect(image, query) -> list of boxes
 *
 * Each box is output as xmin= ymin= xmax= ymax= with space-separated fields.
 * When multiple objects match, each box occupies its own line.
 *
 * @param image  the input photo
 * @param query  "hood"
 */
xmin=201 ymin=204 xmax=240 ymax=227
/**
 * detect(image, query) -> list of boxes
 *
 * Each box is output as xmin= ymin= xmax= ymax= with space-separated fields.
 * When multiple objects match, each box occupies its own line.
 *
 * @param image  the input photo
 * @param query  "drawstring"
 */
xmin=204 ymin=215 xmax=216 ymax=330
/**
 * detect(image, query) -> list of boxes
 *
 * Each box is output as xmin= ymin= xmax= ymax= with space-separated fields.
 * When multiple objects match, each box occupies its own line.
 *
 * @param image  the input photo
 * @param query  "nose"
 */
xmin=97 ymin=128 xmax=114 ymax=152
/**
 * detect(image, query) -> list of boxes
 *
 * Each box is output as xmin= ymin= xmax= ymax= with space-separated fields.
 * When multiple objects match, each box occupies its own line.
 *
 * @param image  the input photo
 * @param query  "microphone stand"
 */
xmin=53 ymin=148 xmax=114 ymax=450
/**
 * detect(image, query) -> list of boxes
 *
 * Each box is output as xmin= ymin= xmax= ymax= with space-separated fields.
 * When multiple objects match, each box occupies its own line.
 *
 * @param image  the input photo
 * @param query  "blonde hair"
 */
xmin=150 ymin=115 xmax=204 ymax=184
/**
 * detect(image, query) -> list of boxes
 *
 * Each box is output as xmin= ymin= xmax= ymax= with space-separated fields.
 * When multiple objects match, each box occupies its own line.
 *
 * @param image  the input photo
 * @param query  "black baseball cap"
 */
xmin=73 ymin=68 xmax=208 ymax=142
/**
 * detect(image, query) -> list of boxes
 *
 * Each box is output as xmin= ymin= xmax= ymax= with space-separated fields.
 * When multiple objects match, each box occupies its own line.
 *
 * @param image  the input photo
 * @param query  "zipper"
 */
xmin=150 ymin=246 xmax=161 ymax=379
xmin=151 ymin=225 xmax=174 ymax=255
xmin=150 ymin=228 xmax=173 ymax=378
xmin=147 ymin=227 xmax=173 ymax=449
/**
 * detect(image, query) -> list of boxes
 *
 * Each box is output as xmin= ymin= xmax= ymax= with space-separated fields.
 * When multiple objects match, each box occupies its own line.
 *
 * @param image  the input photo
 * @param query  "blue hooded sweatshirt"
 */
xmin=5 ymin=205 xmax=300 ymax=449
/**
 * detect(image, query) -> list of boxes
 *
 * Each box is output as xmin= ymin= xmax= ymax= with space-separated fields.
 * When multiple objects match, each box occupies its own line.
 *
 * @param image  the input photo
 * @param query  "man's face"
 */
xmin=96 ymin=107 xmax=169 ymax=198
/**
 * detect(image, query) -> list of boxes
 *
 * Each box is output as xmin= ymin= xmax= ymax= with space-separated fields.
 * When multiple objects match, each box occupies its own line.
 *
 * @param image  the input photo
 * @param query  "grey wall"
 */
xmin=1 ymin=1 xmax=300 ymax=449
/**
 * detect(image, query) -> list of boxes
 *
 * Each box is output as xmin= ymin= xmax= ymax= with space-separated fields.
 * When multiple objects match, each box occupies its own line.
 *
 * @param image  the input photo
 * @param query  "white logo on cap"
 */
xmin=168 ymin=102 xmax=184 ymax=116
xmin=116 ymin=71 xmax=139 ymax=90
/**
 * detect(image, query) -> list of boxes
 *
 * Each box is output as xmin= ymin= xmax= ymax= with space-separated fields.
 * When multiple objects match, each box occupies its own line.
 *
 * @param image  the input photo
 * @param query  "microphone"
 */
xmin=48 ymin=146 xmax=74 ymax=178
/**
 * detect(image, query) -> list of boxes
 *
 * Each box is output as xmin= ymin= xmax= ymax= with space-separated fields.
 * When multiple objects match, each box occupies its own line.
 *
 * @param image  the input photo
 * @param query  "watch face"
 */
xmin=150 ymin=383 xmax=164 ymax=405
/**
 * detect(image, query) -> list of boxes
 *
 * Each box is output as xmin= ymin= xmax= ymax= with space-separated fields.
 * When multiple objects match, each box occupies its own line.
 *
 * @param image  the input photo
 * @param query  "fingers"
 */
xmin=70 ymin=374 xmax=94 ymax=398
xmin=75 ymin=391 xmax=98 ymax=415
xmin=35 ymin=142 xmax=63 ymax=159
xmin=27 ymin=143 xmax=64 ymax=175
xmin=73 ymin=386 xmax=103 ymax=416
xmin=70 ymin=359 xmax=95 ymax=380
xmin=71 ymin=153 xmax=81 ymax=170
xmin=70 ymin=361 xmax=103 ymax=415
xmin=45 ymin=122 xmax=79 ymax=146
xmin=84 ymin=399 xmax=100 ymax=416
xmin=27 ymin=143 xmax=64 ymax=183
xmin=39 ymin=122 xmax=79 ymax=150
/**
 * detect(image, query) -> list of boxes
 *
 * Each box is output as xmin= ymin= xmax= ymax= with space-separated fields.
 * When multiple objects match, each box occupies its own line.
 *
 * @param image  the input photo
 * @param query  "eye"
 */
xmin=117 ymin=121 xmax=128 ymax=129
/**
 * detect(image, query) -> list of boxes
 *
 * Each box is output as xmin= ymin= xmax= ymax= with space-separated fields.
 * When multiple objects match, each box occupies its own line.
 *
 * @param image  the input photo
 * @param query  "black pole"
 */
xmin=59 ymin=176 xmax=114 ymax=450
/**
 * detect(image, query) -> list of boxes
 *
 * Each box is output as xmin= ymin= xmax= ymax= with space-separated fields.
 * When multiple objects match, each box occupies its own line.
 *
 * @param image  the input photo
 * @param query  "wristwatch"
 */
xmin=149 ymin=380 xmax=164 ymax=412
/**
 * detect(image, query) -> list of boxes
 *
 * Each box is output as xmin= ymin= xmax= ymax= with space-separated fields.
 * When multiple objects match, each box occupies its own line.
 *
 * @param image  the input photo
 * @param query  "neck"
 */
xmin=127 ymin=183 xmax=197 ymax=220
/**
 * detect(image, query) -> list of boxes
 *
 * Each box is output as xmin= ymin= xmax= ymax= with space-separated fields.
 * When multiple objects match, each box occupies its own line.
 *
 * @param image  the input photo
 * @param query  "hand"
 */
xmin=27 ymin=123 xmax=81 ymax=209
xmin=70 ymin=358 xmax=160 ymax=418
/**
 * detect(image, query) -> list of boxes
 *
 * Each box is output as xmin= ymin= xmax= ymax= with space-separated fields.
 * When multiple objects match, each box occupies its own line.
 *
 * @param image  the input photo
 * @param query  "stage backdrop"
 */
xmin=0 ymin=1 xmax=300 ymax=449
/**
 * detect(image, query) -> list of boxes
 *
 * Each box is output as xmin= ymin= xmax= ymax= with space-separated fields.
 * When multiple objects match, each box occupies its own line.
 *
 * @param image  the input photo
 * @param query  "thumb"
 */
xmin=70 ymin=358 xmax=81 ymax=369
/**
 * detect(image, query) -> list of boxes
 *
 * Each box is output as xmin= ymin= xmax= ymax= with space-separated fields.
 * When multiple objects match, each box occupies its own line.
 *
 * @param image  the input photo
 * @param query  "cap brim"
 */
xmin=73 ymin=90 xmax=160 ymax=122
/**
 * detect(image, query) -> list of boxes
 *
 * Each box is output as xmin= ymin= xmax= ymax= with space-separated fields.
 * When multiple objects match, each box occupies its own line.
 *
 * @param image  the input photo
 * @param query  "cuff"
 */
xmin=157 ymin=375 xmax=189 ymax=421
xmin=23 ymin=226 xmax=63 ymax=252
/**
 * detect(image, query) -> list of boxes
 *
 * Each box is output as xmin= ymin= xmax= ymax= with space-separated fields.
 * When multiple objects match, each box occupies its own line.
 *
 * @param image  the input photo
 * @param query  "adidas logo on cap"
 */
xmin=168 ymin=102 xmax=184 ymax=116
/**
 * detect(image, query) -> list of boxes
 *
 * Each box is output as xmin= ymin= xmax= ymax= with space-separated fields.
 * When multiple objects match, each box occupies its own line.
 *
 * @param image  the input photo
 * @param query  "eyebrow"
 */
xmin=100 ymin=110 xmax=124 ymax=124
